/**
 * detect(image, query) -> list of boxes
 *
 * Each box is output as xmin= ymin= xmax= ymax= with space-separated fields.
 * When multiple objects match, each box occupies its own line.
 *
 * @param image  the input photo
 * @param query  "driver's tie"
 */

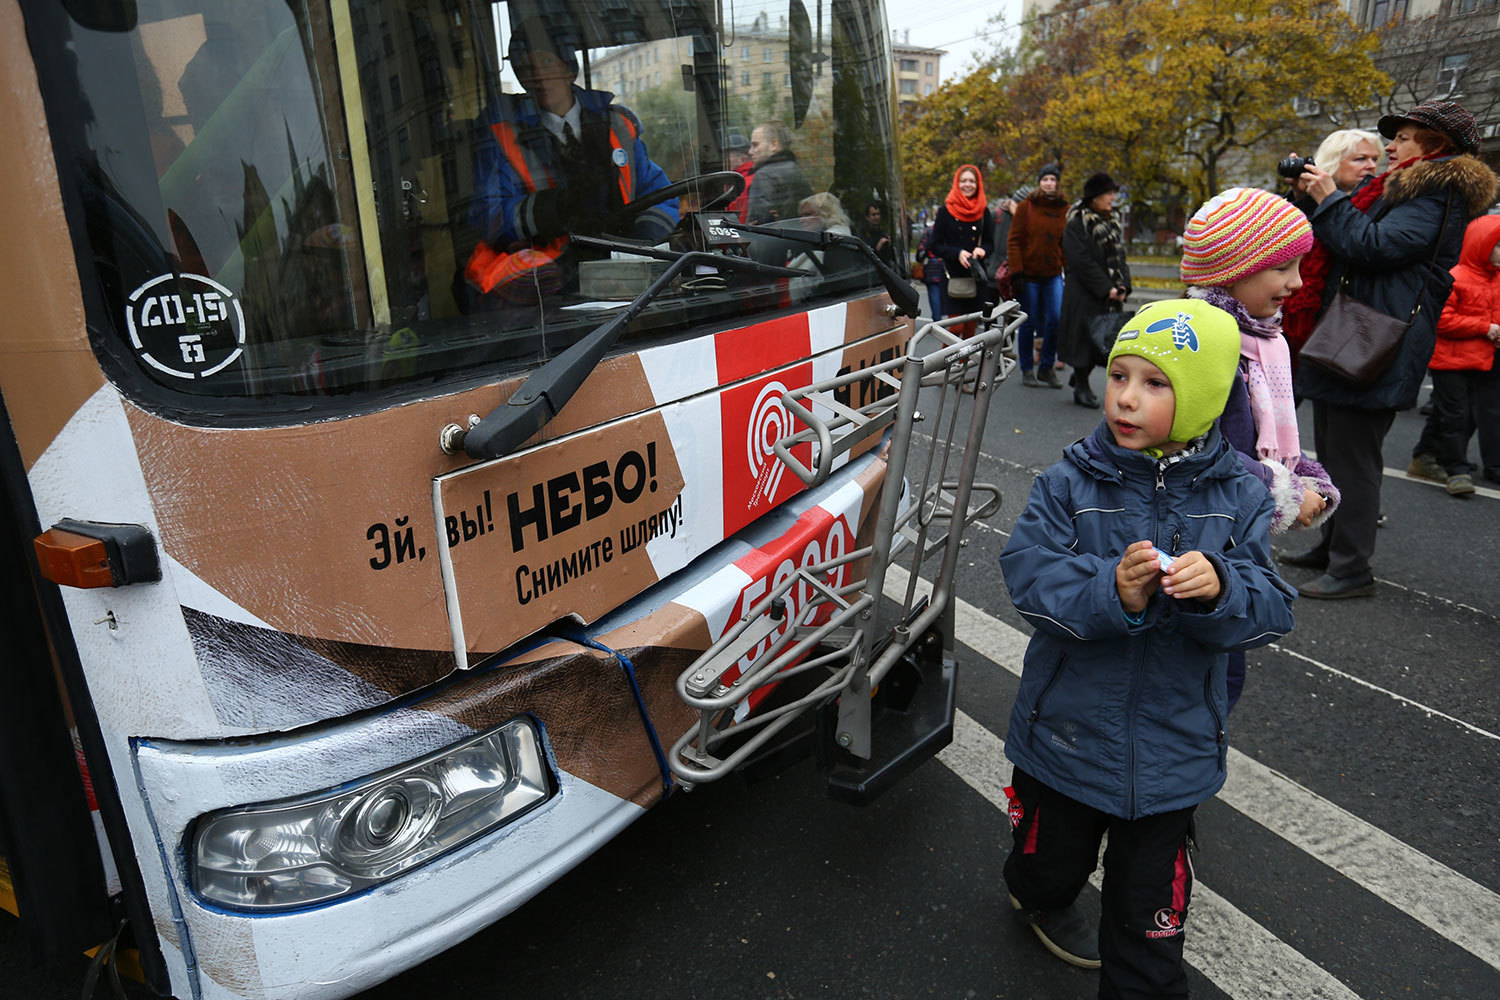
xmin=562 ymin=121 xmax=583 ymax=163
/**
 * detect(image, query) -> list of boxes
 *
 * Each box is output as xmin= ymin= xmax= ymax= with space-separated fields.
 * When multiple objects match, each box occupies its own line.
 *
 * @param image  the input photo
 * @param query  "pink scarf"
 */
xmin=1187 ymin=286 xmax=1301 ymax=467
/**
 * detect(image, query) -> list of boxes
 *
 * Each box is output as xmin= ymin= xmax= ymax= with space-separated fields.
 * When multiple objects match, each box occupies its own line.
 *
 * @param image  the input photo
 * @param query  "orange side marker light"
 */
xmin=34 ymin=528 xmax=115 ymax=588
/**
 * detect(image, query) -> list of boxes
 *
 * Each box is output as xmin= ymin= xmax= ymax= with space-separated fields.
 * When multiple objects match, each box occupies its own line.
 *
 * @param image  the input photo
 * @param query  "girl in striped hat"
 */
xmin=1179 ymin=187 xmax=1341 ymax=709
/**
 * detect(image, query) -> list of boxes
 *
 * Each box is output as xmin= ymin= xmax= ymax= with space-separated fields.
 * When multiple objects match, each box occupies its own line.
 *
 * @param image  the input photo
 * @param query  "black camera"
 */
xmin=1277 ymin=155 xmax=1314 ymax=179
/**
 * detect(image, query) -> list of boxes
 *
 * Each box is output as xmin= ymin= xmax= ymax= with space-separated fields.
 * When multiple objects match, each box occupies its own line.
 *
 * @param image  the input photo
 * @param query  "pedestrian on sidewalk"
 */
xmin=916 ymin=222 xmax=945 ymax=322
xmin=1009 ymin=164 xmax=1069 ymax=387
xmin=1287 ymin=99 xmax=1498 ymax=598
xmin=1407 ymin=214 xmax=1500 ymax=494
xmin=1058 ymin=172 xmax=1132 ymax=409
xmin=998 ymin=299 xmax=1296 ymax=995
xmin=1179 ymin=186 xmax=1340 ymax=710
xmin=932 ymin=164 xmax=996 ymax=334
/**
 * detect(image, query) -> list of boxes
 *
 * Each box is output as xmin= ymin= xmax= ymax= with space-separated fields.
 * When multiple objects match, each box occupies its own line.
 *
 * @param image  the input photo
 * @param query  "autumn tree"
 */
xmin=1043 ymin=0 xmax=1387 ymax=211
xmin=898 ymin=65 xmax=1014 ymax=208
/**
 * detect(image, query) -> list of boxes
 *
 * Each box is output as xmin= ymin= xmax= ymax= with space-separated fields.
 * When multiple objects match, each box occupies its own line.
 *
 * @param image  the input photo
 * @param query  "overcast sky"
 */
xmin=883 ymin=0 xmax=1022 ymax=83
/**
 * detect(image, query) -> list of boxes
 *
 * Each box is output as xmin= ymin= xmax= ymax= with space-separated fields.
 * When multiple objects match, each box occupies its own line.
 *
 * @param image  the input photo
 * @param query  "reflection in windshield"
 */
xmin=463 ymin=15 xmax=679 ymax=303
xmin=51 ymin=0 xmax=900 ymax=408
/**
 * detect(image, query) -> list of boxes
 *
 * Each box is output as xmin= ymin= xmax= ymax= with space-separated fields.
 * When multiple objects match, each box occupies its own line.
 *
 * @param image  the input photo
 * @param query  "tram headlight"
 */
xmin=192 ymin=718 xmax=551 ymax=910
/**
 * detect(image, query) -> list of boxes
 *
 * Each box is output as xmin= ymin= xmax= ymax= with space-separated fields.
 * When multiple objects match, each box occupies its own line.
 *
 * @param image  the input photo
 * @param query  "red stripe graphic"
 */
xmin=1172 ymin=844 xmax=1189 ymax=911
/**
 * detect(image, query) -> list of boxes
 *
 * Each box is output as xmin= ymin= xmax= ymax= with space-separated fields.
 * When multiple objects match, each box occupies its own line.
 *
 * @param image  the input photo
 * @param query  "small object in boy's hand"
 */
xmin=1157 ymin=552 xmax=1176 ymax=572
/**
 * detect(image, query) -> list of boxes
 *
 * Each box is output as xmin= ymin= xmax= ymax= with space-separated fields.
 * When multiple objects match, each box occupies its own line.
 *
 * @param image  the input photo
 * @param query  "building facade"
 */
xmin=890 ymin=29 xmax=943 ymax=115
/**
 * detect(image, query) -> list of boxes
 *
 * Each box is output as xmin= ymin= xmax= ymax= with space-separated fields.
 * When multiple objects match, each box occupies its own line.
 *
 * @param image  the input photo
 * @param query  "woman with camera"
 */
xmin=1282 ymin=100 xmax=1498 ymax=599
xmin=1056 ymin=172 xmax=1131 ymax=408
xmin=1282 ymin=131 xmax=1384 ymax=366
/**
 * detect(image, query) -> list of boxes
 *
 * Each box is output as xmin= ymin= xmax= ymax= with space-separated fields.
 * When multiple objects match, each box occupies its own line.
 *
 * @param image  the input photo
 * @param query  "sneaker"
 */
xmin=1446 ymin=473 xmax=1475 ymax=495
xmin=1406 ymin=454 xmax=1449 ymax=483
xmin=1010 ymin=893 xmax=1101 ymax=969
xmin=1021 ymin=371 xmax=1042 ymax=388
xmin=1298 ymin=571 xmax=1375 ymax=599
xmin=1039 ymin=368 xmax=1064 ymax=389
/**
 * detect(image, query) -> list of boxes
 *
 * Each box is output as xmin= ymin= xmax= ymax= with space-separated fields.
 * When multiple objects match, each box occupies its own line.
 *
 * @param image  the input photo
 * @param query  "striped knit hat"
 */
xmin=1179 ymin=187 xmax=1313 ymax=287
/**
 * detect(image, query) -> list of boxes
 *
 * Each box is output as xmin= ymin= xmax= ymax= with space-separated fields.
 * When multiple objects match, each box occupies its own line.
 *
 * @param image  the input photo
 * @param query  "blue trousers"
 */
xmin=926 ymin=282 xmax=944 ymax=322
xmin=1017 ymin=274 xmax=1063 ymax=372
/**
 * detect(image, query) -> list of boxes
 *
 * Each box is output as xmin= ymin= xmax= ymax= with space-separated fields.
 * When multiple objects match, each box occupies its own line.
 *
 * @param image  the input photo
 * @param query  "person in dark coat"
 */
xmin=857 ymin=202 xmax=897 ymax=268
xmin=746 ymin=121 xmax=813 ymax=225
xmin=1285 ymin=99 xmax=1500 ymax=598
xmin=1058 ymin=173 xmax=1131 ymax=408
xmin=932 ymin=164 xmax=996 ymax=319
xmin=916 ymin=223 xmax=945 ymax=321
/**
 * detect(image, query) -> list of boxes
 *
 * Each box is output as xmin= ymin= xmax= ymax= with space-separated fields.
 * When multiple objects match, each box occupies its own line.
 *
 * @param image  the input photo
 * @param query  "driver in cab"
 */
xmin=466 ymin=19 xmax=677 ymax=297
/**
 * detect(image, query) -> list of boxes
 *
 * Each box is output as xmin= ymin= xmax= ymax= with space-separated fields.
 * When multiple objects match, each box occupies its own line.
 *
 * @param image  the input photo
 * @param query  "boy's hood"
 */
xmin=1456 ymin=214 xmax=1500 ymax=275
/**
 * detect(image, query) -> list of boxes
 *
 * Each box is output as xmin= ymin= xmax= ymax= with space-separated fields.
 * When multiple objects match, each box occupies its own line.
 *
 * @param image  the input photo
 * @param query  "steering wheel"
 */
xmin=603 ymin=171 xmax=746 ymax=232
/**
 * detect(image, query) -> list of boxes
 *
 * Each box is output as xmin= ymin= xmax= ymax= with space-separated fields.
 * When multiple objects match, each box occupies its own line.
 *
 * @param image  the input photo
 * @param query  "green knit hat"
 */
xmin=1107 ymin=299 xmax=1241 ymax=443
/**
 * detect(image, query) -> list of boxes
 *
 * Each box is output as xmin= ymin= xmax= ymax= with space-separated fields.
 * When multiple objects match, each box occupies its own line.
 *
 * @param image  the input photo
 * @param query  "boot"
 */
xmin=1039 ymin=367 xmax=1064 ymax=389
xmin=1021 ymin=370 xmax=1042 ymax=388
xmin=1010 ymin=893 xmax=1101 ymax=969
xmin=1406 ymin=453 xmax=1448 ymax=483
xmin=1446 ymin=473 xmax=1475 ymax=495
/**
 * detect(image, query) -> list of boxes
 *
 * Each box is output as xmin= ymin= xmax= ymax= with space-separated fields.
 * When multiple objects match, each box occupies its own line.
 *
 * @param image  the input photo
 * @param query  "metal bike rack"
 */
xmin=668 ymin=301 xmax=1024 ymax=788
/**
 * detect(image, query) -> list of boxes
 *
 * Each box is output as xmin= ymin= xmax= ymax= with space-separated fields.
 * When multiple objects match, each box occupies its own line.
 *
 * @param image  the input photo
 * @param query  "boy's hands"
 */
xmin=1117 ymin=541 xmax=1223 ymax=614
xmin=1161 ymin=550 xmax=1221 ymax=605
xmin=1116 ymin=541 xmax=1162 ymax=614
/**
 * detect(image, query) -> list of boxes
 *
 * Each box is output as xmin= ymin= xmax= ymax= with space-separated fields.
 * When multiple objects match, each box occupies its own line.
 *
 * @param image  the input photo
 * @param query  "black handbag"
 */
xmin=1300 ymin=193 xmax=1453 ymax=388
xmin=1088 ymin=307 xmax=1130 ymax=365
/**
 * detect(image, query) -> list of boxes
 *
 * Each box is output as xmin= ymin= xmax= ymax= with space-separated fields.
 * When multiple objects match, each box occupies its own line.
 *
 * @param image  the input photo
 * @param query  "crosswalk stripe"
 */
xmin=886 ymin=565 xmax=1500 ymax=974
xmin=938 ymin=710 xmax=1363 ymax=1000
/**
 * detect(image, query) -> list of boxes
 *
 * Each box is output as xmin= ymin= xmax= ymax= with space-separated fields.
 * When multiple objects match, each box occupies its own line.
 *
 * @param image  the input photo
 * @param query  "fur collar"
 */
xmin=1384 ymin=154 xmax=1499 ymax=219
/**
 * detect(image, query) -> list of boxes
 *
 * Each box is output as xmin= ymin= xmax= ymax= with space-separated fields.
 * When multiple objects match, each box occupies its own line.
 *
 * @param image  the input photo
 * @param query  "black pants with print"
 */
xmin=1004 ymin=768 xmax=1197 ymax=1000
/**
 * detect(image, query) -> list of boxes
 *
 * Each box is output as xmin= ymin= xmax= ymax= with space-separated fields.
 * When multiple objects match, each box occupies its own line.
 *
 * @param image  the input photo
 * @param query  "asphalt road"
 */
xmin=5 ymin=304 xmax=1498 ymax=999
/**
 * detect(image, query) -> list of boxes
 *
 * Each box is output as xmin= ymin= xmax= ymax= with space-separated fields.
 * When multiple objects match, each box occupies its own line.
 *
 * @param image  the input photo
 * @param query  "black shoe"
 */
xmin=1010 ymin=893 xmax=1101 ymax=969
xmin=1073 ymin=388 xmax=1099 ymax=408
xmin=1298 ymin=572 xmax=1375 ymax=599
xmin=1276 ymin=548 xmax=1328 ymax=570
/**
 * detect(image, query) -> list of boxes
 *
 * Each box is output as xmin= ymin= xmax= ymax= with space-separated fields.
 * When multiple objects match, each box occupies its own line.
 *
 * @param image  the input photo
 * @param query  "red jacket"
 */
xmin=1432 ymin=214 xmax=1500 ymax=372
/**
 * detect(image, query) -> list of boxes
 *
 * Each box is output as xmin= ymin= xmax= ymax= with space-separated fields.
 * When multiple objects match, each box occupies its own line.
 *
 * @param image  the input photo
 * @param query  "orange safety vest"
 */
xmin=466 ymin=110 xmax=640 ymax=294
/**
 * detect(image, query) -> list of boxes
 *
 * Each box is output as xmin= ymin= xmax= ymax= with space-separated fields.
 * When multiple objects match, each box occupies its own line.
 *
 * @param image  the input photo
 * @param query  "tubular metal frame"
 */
xmin=667 ymin=302 xmax=1024 ymax=786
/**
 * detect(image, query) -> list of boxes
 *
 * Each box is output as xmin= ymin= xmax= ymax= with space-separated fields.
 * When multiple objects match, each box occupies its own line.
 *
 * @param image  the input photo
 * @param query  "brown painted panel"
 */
xmin=439 ymin=411 xmax=685 ymax=656
xmin=0 ymin=0 xmax=103 ymax=470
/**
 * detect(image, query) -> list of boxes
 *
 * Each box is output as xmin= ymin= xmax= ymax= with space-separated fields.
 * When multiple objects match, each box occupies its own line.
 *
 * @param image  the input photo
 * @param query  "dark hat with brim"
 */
xmin=1081 ymin=172 xmax=1120 ymax=203
xmin=727 ymin=132 xmax=750 ymax=152
xmin=1377 ymin=100 xmax=1480 ymax=156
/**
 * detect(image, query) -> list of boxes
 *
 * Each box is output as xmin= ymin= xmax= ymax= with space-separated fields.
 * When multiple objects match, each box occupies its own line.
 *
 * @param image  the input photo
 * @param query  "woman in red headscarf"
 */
xmin=932 ymin=165 xmax=995 ymax=325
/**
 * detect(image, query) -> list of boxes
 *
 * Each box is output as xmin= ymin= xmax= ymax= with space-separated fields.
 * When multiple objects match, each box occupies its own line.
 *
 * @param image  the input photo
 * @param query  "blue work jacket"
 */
xmin=1000 ymin=424 xmax=1296 ymax=819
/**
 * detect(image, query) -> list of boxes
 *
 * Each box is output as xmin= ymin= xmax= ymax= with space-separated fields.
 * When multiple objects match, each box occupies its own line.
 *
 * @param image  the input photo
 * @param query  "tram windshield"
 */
xmin=50 ymin=0 xmax=900 ymax=410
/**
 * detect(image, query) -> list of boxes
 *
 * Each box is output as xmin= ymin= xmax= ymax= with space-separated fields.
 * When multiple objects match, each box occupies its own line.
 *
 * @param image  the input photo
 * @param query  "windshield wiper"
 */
xmin=732 ymin=221 xmax=921 ymax=319
xmin=462 ymin=239 xmax=808 ymax=460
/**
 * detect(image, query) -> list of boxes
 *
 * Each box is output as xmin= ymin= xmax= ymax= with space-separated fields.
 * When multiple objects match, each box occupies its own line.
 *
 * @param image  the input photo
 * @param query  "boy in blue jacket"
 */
xmin=999 ymin=299 xmax=1296 ymax=999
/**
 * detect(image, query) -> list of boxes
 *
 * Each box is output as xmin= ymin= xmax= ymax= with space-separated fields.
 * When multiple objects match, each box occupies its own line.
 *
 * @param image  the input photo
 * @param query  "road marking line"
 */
xmin=938 ymin=712 xmax=1363 ymax=1000
xmin=1362 ymin=575 xmax=1497 ymax=622
xmin=889 ymin=566 xmax=1500 ymax=973
xmin=1267 ymin=643 xmax=1500 ymax=743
